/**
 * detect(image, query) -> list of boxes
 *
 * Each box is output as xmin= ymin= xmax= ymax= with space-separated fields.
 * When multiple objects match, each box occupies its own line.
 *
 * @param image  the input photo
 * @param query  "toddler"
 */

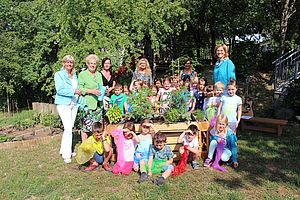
xmin=177 ymin=124 xmax=200 ymax=169
xmin=76 ymin=122 xmax=112 ymax=172
xmin=194 ymin=78 xmax=206 ymax=110
xmin=204 ymin=114 xmax=238 ymax=171
xmin=110 ymin=121 xmax=140 ymax=175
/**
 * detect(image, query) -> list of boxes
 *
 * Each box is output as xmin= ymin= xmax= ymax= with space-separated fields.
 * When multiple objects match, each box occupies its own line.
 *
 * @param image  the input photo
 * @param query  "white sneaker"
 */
xmin=64 ymin=158 xmax=72 ymax=164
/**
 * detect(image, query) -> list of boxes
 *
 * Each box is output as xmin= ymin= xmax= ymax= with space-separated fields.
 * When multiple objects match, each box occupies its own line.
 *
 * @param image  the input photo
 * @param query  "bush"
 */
xmin=40 ymin=113 xmax=62 ymax=128
xmin=283 ymin=78 xmax=300 ymax=114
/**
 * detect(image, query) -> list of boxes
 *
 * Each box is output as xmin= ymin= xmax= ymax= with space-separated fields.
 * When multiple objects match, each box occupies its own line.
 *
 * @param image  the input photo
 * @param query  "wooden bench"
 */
xmin=113 ymin=122 xmax=210 ymax=161
xmin=241 ymin=117 xmax=288 ymax=136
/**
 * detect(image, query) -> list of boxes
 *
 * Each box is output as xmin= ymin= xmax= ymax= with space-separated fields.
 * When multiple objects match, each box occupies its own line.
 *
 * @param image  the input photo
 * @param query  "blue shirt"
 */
xmin=213 ymin=58 xmax=236 ymax=88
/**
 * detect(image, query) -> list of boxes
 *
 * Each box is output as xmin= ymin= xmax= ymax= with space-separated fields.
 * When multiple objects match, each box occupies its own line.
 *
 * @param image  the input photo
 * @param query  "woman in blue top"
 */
xmin=213 ymin=44 xmax=236 ymax=90
xmin=131 ymin=58 xmax=153 ymax=86
xmin=54 ymin=55 xmax=82 ymax=163
xmin=179 ymin=58 xmax=197 ymax=82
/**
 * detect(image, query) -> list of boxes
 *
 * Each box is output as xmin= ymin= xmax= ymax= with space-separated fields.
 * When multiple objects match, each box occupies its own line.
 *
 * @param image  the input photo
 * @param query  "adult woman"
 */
xmin=179 ymin=59 xmax=197 ymax=82
xmin=131 ymin=58 xmax=153 ymax=86
xmin=101 ymin=57 xmax=116 ymax=95
xmin=213 ymin=44 xmax=236 ymax=87
xmin=101 ymin=57 xmax=116 ymax=110
xmin=78 ymin=54 xmax=104 ymax=141
xmin=54 ymin=55 xmax=82 ymax=163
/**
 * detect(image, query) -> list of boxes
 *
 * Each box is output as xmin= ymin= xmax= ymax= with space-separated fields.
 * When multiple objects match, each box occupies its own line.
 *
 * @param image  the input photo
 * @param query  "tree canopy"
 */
xmin=0 ymin=0 xmax=299 ymax=111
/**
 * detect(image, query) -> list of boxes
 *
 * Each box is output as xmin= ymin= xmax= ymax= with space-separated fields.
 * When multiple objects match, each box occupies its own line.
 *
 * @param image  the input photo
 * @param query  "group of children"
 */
xmin=75 ymin=74 xmax=242 ymax=185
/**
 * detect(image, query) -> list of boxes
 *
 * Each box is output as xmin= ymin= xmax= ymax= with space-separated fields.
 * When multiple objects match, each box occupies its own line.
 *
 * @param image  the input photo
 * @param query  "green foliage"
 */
xmin=283 ymin=78 xmax=300 ymax=114
xmin=125 ymin=88 xmax=154 ymax=121
xmin=39 ymin=113 xmax=62 ymax=128
xmin=106 ymin=105 xmax=123 ymax=124
xmin=164 ymin=108 xmax=180 ymax=123
xmin=0 ymin=135 xmax=15 ymax=143
xmin=193 ymin=109 xmax=206 ymax=121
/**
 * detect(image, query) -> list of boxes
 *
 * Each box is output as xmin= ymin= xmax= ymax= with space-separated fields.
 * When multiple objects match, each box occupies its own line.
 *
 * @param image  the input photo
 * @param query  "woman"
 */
xmin=131 ymin=58 xmax=153 ymax=86
xmin=78 ymin=54 xmax=104 ymax=141
xmin=213 ymin=44 xmax=236 ymax=88
xmin=179 ymin=59 xmax=197 ymax=82
xmin=54 ymin=55 xmax=82 ymax=163
xmin=101 ymin=57 xmax=116 ymax=110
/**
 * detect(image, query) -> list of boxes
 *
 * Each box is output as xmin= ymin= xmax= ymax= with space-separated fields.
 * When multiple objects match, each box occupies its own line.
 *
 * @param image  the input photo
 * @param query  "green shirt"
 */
xmin=78 ymin=70 xmax=103 ymax=110
xmin=109 ymin=93 xmax=127 ymax=114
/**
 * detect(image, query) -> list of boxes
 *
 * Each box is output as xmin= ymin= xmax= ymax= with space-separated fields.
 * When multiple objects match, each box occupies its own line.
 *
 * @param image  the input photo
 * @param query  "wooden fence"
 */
xmin=32 ymin=102 xmax=58 ymax=114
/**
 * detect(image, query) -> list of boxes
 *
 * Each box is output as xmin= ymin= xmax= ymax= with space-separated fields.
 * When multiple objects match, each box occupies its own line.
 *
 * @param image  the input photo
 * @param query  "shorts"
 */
xmin=133 ymin=151 xmax=149 ymax=168
xmin=94 ymin=152 xmax=104 ymax=164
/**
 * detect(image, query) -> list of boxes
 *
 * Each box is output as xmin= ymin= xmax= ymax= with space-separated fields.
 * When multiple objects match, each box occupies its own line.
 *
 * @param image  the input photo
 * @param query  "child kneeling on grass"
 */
xmin=203 ymin=114 xmax=238 ymax=172
xmin=110 ymin=121 xmax=140 ymax=175
xmin=76 ymin=122 xmax=112 ymax=172
xmin=139 ymin=132 xmax=174 ymax=186
xmin=177 ymin=124 xmax=200 ymax=169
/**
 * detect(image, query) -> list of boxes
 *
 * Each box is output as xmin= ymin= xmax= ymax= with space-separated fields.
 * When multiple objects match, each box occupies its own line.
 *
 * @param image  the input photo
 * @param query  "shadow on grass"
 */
xmin=234 ymin=125 xmax=300 ymax=188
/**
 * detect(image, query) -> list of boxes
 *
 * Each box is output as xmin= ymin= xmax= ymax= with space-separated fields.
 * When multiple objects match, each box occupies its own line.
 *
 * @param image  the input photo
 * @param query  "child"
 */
xmin=76 ymin=122 xmax=113 ymax=172
xmin=134 ymin=119 xmax=158 ymax=174
xmin=203 ymin=85 xmax=214 ymax=115
xmin=194 ymin=78 xmax=206 ymax=110
xmin=142 ymin=80 xmax=150 ymax=88
xmin=145 ymin=132 xmax=174 ymax=185
xmin=157 ymin=77 xmax=175 ymax=114
xmin=123 ymin=85 xmax=130 ymax=96
xmin=109 ymin=83 xmax=128 ymax=114
xmin=110 ymin=121 xmax=140 ymax=175
xmin=217 ymin=79 xmax=242 ymax=133
xmin=177 ymin=124 xmax=200 ymax=169
xmin=204 ymin=83 xmax=223 ymax=122
xmin=129 ymin=79 xmax=142 ymax=93
xmin=155 ymin=78 xmax=162 ymax=88
xmin=203 ymin=114 xmax=238 ymax=171
xmin=148 ymin=85 xmax=159 ymax=114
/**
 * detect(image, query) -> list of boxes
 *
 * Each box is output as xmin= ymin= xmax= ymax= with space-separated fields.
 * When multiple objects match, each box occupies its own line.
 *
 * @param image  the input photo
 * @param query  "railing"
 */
xmin=272 ymin=45 xmax=300 ymax=96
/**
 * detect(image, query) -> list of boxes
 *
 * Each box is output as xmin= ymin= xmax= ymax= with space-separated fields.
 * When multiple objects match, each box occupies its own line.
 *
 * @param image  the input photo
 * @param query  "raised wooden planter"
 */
xmin=111 ymin=121 xmax=210 ymax=160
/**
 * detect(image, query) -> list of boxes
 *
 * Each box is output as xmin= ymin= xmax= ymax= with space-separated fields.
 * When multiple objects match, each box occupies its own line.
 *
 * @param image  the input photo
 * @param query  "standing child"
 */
xmin=217 ymin=79 xmax=242 ymax=133
xmin=177 ymin=124 xmax=200 ymax=169
xmin=123 ymin=85 xmax=130 ymax=96
xmin=134 ymin=119 xmax=158 ymax=177
xmin=146 ymin=132 xmax=174 ymax=185
xmin=203 ymin=114 xmax=238 ymax=171
xmin=109 ymin=83 xmax=128 ymax=114
xmin=110 ymin=122 xmax=140 ymax=175
xmin=157 ymin=77 xmax=175 ymax=114
xmin=148 ymin=85 xmax=159 ymax=114
xmin=76 ymin=122 xmax=113 ymax=172
xmin=194 ymin=78 xmax=206 ymax=110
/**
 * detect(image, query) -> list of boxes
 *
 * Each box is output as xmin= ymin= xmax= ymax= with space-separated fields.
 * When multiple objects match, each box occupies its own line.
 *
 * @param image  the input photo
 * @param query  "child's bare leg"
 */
xmin=162 ymin=169 xmax=172 ymax=179
xmin=139 ymin=160 xmax=146 ymax=173
xmin=103 ymin=148 xmax=112 ymax=165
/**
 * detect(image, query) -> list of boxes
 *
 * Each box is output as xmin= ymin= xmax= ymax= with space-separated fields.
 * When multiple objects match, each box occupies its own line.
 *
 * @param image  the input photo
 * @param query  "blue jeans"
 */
xmin=94 ymin=152 xmax=104 ymax=164
xmin=208 ymin=140 xmax=232 ymax=162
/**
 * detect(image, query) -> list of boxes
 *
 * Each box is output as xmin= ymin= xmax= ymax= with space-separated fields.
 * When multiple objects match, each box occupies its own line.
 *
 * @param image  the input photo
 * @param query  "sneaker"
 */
xmin=139 ymin=172 xmax=149 ymax=183
xmin=203 ymin=158 xmax=212 ymax=167
xmin=154 ymin=176 xmax=166 ymax=186
xmin=192 ymin=161 xmax=200 ymax=170
xmin=83 ymin=164 xmax=99 ymax=172
xmin=64 ymin=158 xmax=72 ymax=164
xmin=102 ymin=163 xmax=112 ymax=172
xmin=71 ymin=152 xmax=77 ymax=157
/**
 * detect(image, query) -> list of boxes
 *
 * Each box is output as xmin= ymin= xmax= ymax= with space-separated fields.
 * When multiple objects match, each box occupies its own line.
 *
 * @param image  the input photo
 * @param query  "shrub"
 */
xmin=40 ymin=113 xmax=62 ymax=128
xmin=283 ymin=78 xmax=300 ymax=114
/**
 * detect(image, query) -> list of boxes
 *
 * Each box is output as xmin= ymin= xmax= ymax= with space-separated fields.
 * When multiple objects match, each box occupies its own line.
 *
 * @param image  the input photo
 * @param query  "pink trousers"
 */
xmin=112 ymin=161 xmax=134 ymax=175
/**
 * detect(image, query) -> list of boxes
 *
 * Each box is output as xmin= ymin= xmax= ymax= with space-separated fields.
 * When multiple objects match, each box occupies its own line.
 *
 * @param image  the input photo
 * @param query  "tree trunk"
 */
xmin=6 ymin=88 xmax=10 ymax=114
xmin=280 ymin=0 xmax=296 ymax=55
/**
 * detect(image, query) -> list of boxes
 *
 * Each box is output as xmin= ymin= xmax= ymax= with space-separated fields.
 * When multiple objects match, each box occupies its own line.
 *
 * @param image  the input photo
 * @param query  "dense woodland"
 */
xmin=0 ymin=0 xmax=299 ymax=111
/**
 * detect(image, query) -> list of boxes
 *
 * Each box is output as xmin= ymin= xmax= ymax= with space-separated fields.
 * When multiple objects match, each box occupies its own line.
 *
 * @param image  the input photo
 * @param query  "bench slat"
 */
xmin=244 ymin=117 xmax=288 ymax=125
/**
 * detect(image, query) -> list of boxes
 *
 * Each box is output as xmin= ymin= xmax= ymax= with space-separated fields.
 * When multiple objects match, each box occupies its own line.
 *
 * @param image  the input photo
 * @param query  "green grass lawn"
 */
xmin=0 ymin=126 xmax=299 ymax=200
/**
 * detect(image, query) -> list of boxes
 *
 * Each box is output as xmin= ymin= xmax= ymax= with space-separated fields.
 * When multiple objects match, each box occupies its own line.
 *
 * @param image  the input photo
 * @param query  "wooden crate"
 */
xmin=111 ymin=121 xmax=210 ymax=160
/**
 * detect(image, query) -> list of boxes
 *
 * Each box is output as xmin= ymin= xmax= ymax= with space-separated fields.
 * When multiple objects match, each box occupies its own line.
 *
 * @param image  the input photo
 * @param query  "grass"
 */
xmin=0 ymin=125 xmax=300 ymax=199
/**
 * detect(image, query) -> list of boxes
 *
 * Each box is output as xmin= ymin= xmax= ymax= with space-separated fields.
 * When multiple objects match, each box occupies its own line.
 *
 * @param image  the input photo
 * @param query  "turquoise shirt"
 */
xmin=213 ymin=58 xmax=236 ymax=88
xmin=54 ymin=68 xmax=78 ymax=105
xmin=78 ymin=70 xmax=103 ymax=110
xmin=109 ymin=93 xmax=127 ymax=114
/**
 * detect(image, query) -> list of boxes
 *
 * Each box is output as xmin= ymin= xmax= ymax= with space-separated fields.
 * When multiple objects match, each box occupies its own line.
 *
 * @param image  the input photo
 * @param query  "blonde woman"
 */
xmin=54 ymin=55 xmax=82 ymax=163
xmin=78 ymin=54 xmax=104 ymax=142
xmin=131 ymin=58 xmax=153 ymax=86
xmin=213 ymin=44 xmax=236 ymax=90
